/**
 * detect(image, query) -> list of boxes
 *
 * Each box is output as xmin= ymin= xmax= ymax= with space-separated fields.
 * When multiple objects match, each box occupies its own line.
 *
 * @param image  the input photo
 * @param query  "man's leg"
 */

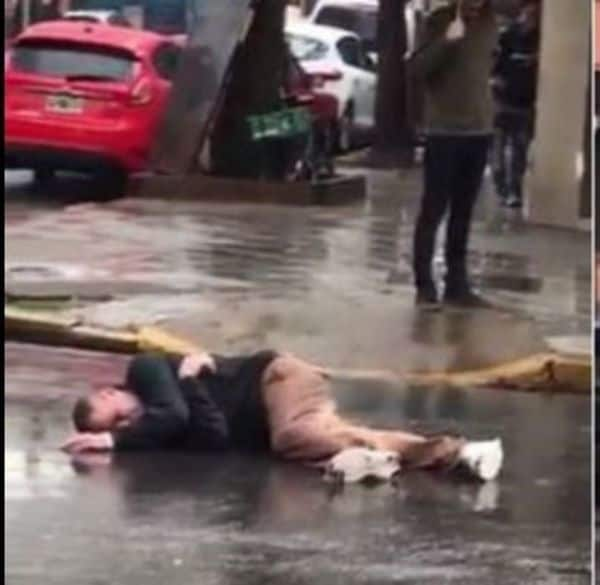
xmin=261 ymin=355 xmax=360 ymax=463
xmin=412 ymin=135 xmax=456 ymax=303
xmin=335 ymin=424 xmax=466 ymax=470
xmin=261 ymin=356 xmax=503 ymax=479
xmin=444 ymin=135 xmax=491 ymax=302
xmin=507 ymin=115 xmax=532 ymax=207
xmin=261 ymin=356 xmax=463 ymax=469
xmin=492 ymin=119 xmax=509 ymax=203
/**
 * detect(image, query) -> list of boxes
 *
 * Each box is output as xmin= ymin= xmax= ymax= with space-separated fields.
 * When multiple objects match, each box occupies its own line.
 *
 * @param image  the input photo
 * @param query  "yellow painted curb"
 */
xmin=5 ymin=305 xmax=591 ymax=394
xmin=5 ymin=306 xmax=200 ymax=356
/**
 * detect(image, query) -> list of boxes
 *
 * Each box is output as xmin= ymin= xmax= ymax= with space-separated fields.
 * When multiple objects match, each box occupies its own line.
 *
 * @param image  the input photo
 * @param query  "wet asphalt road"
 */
xmin=5 ymin=343 xmax=591 ymax=585
xmin=4 ymin=170 xmax=592 ymax=584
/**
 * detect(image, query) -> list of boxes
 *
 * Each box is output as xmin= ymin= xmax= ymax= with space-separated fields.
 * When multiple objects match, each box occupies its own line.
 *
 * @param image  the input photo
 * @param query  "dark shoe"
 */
xmin=505 ymin=195 xmax=522 ymax=209
xmin=415 ymin=286 xmax=441 ymax=310
xmin=444 ymin=288 xmax=492 ymax=309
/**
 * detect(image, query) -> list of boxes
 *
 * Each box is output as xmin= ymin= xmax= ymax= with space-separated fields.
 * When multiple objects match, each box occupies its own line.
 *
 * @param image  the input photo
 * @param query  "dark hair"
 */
xmin=72 ymin=396 xmax=94 ymax=432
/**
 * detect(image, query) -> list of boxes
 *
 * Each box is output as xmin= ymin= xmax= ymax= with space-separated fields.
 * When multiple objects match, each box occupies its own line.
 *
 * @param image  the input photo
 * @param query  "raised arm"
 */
xmin=413 ymin=8 xmax=462 ymax=82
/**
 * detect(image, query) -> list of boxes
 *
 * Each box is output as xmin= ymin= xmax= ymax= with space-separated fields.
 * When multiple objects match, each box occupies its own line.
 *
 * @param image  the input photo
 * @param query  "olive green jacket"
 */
xmin=414 ymin=4 xmax=498 ymax=134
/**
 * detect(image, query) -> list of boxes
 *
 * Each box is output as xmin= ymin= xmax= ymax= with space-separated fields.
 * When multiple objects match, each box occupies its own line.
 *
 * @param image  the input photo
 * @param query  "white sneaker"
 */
xmin=324 ymin=447 xmax=400 ymax=484
xmin=458 ymin=438 xmax=504 ymax=482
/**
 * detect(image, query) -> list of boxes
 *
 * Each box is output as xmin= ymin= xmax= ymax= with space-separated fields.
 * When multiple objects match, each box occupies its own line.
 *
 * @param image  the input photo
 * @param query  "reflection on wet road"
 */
xmin=4 ymin=170 xmax=592 ymax=584
xmin=4 ymin=170 xmax=591 ymax=373
xmin=5 ymin=344 xmax=591 ymax=585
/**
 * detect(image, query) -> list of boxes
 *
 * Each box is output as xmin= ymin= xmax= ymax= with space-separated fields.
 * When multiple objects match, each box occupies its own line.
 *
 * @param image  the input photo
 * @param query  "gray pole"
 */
xmin=22 ymin=0 xmax=31 ymax=30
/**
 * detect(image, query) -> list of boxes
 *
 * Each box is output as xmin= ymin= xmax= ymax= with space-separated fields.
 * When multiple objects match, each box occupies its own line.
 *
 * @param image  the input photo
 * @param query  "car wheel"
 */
xmin=337 ymin=104 xmax=355 ymax=153
xmin=94 ymin=168 xmax=128 ymax=199
xmin=33 ymin=167 xmax=55 ymax=186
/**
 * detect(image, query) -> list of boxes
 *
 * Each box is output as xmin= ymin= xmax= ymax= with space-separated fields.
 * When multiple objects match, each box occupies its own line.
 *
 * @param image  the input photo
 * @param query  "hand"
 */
xmin=70 ymin=451 xmax=114 ymax=476
xmin=61 ymin=432 xmax=114 ymax=454
xmin=445 ymin=16 xmax=465 ymax=42
xmin=178 ymin=352 xmax=216 ymax=379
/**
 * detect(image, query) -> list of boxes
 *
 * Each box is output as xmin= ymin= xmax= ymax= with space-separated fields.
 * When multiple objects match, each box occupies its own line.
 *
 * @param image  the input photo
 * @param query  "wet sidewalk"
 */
xmin=5 ymin=167 xmax=591 ymax=374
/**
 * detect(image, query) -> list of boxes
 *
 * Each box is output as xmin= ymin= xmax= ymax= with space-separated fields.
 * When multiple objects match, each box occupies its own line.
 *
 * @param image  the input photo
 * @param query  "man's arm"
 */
xmin=165 ymin=352 xmax=231 ymax=450
xmin=413 ymin=8 xmax=463 ymax=81
xmin=178 ymin=376 xmax=230 ymax=451
xmin=112 ymin=353 xmax=191 ymax=450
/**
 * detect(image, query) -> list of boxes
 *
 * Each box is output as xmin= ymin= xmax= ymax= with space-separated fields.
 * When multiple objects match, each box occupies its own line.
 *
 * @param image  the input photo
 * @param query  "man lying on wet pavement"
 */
xmin=61 ymin=351 xmax=504 ymax=483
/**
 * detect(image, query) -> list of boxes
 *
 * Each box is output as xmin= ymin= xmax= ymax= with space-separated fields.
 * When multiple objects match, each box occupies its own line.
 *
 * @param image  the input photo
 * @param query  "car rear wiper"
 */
xmin=65 ymin=74 xmax=120 ymax=82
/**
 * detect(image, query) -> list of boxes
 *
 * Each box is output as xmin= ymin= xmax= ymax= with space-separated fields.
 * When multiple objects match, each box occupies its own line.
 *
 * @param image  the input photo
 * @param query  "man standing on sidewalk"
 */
xmin=491 ymin=0 xmax=540 ymax=209
xmin=412 ymin=0 xmax=497 ymax=308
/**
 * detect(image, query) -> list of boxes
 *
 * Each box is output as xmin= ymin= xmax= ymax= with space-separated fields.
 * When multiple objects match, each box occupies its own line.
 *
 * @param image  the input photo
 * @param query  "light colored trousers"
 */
xmin=261 ymin=355 xmax=465 ymax=468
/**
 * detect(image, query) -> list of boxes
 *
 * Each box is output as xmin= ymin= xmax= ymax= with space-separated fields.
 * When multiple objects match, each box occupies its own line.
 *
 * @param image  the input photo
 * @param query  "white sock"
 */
xmin=459 ymin=438 xmax=504 ymax=482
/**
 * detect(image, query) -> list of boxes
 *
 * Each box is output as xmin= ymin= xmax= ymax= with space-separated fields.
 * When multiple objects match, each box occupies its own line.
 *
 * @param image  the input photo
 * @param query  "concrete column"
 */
xmin=527 ymin=0 xmax=590 ymax=229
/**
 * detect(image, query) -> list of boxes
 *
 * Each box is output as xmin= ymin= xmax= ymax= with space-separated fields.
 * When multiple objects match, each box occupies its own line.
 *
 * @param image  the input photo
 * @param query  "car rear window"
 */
xmin=286 ymin=34 xmax=328 ymax=61
xmin=315 ymin=6 xmax=377 ymax=51
xmin=11 ymin=41 xmax=136 ymax=81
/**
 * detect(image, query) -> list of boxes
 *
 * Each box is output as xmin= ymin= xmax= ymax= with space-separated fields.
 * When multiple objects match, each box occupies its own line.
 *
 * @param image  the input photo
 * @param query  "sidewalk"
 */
xmin=4 ymin=166 xmax=591 ymax=376
xmin=158 ymin=165 xmax=591 ymax=374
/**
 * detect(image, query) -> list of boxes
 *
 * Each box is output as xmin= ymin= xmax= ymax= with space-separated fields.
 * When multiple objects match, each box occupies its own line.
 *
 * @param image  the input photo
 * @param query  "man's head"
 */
xmin=72 ymin=386 xmax=141 ymax=433
xmin=459 ymin=0 xmax=491 ymax=21
xmin=519 ymin=0 xmax=540 ymax=31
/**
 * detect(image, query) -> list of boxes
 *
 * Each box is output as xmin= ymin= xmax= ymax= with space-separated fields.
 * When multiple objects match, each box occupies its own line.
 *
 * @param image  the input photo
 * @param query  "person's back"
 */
xmin=123 ymin=351 xmax=279 ymax=451
xmin=419 ymin=3 xmax=497 ymax=135
xmin=168 ymin=351 xmax=277 ymax=450
xmin=492 ymin=19 xmax=539 ymax=113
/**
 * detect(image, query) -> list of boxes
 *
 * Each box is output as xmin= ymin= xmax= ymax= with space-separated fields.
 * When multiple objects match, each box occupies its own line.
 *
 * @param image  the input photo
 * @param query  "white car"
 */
xmin=62 ymin=10 xmax=132 ymax=27
xmin=305 ymin=0 xmax=418 ymax=62
xmin=285 ymin=21 xmax=377 ymax=151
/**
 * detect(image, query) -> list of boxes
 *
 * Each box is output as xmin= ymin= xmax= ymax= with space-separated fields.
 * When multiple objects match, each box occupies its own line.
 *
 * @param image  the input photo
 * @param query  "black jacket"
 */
xmin=112 ymin=351 xmax=278 ymax=452
xmin=492 ymin=22 xmax=540 ymax=111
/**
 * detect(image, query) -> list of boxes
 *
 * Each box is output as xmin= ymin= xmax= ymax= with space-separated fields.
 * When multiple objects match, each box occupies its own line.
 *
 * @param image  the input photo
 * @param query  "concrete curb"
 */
xmin=5 ymin=305 xmax=590 ymax=395
xmin=126 ymin=173 xmax=367 ymax=206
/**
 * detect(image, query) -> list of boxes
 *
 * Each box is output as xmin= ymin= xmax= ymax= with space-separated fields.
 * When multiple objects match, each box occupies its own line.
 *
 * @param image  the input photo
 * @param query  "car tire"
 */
xmin=94 ymin=168 xmax=128 ymax=199
xmin=337 ymin=104 xmax=355 ymax=153
xmin=33 ymin=167 xmax=55 ymax=186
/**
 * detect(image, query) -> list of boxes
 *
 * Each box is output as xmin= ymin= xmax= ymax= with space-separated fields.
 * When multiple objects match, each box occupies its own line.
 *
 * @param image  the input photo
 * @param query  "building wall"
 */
xmin=527 ymin=0 xmax=591 ymax=229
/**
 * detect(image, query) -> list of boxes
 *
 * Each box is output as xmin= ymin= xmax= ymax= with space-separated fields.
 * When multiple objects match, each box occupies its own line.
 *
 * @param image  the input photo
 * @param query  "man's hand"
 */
xmin=61 ymin=432 xmax=114 ymax=454
xmin=445 ymin=16 xmax=466 ymax=42
xmin=178 ymin=352 xmax=216 ymax=379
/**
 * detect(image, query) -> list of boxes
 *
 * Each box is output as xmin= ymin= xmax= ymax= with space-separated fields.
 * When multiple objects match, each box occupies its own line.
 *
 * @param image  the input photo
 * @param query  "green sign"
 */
xmin=248 ymin=107 xmax=311 ymax=141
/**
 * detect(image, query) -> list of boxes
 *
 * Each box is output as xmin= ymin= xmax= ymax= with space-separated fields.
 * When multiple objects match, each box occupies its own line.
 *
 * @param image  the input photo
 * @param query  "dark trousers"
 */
xmin=413 ymin=134 xmax=490 ymax=292
xmin=492 ymin=111 xmax=533 ymax=202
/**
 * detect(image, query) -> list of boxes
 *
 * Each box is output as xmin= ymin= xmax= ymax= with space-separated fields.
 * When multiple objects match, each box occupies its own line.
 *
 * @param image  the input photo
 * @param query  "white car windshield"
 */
xmin=315 ymin=7 xmax=377 ymax=53
xmin=286 ymin=34 xmax=328 ymax=61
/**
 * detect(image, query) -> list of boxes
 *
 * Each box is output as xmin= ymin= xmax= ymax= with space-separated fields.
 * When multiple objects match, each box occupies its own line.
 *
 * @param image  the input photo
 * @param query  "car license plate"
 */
xmin=46 ymin=94 xmax=84 ymax=114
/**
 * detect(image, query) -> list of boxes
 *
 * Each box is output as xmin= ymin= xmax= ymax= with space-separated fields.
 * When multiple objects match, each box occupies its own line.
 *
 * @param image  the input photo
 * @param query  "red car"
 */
xmin=284 ymin=53 xmax=338 ymax=133
xmin=5 ymin=21 xmax=182 ymax=182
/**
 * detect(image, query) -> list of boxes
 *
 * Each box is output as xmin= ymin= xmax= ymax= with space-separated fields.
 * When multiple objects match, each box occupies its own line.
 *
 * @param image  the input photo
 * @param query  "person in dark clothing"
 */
xmin=412 ymin=0 xmax=497 ymax=309
xmin=9 ymin=0 xmax=61 ymax=38
xmin=61 ymin=351 xmax=504 ymax=482
xmin=491 ymin=0 xmax=540 ymax=208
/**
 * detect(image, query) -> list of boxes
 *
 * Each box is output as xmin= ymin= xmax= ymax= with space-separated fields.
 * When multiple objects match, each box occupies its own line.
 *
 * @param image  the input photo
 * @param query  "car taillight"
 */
xmin=130 ymin=78 xmax=153 ymax=106
xmin=310 ymin=70 xmax=342 ymax=89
